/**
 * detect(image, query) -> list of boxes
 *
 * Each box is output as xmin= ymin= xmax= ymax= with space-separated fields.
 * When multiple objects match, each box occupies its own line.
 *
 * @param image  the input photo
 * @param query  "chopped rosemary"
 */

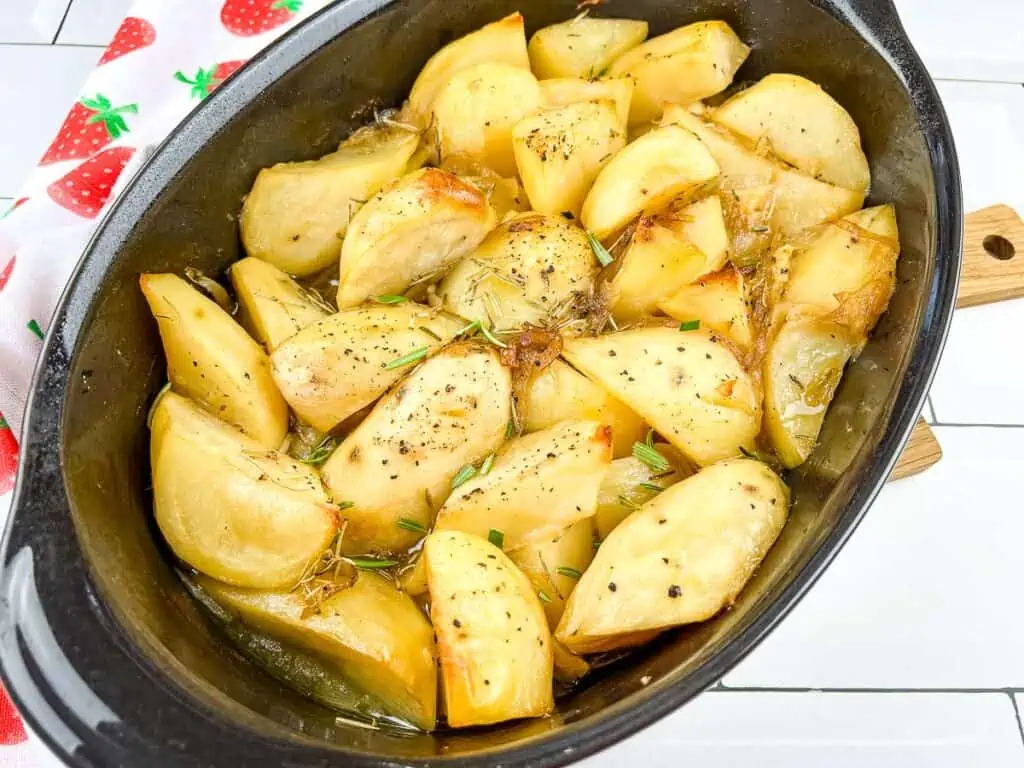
xmin=505 ymin=420 xmax=515 ymax=440
xmin=457 ymin=319 xmax=482 ymax=337
xmin=451 ymin=464 xmax=477 ymax=490
xmin=488 ymin=528 xmax=505 ymax=549
xmin=678 ymin=319 xmax=701 ymax=331
xmin=335 ymin=500 xmax=354 ymax=511
xmin=586 ymin=231 xmax=614 ymax=267
xmin=537 ymin=590 xmax=553 ymax=604
xmin=556 ymin=566 xmax=582 ymax=579
xmin=383 ymin=346 xmax=428 ymax=370
xmin=301 ymin=436 xmax=337 ymax=466
xmin=418 ymin=325 xmax=442 ymax=341
xmin=479 ymin=323 xmax=508 ymax=348
xmin=633 ymin=431 xmax=671 ymax=474
xmin=374 ymin=294 xmax=407 ymax=304
xmin=638 ymin=481 xmax=665 ymax=493
xmin=617 ymin=494 xmax=642 ymax=511
xmin=480 ymin=453 xmax=496 ymax=475
xmin=397 ymin=517 xmax=428 ymax=534
xmin=347 ymin=557 xmax=399 ymax=569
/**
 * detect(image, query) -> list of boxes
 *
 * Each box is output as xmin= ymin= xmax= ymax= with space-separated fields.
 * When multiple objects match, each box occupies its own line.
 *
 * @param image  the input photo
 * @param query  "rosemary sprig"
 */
xmin=556 ymin=566 xmax=582 ymax=579
xmin=397 ymin=518 xmax=428 ymax=535
xmin=586 ymin=231 xmax=614 ymax=267
xmin=451 ymin=464 xmax=477 ymax=490
xmin=383 ymin=346 xmax=428 ymax=370
xmin=632 ymin=430 xmax=670 ymax=474
xmin=488 ymin=528 xmax=505 ymax=549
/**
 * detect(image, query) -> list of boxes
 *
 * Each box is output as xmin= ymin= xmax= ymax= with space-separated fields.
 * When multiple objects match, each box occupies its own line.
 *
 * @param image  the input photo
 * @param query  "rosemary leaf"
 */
xmin=479 ymin=323 xmax=508 ymax=348
xmin=301 ymin=436 xmax=337 ymax=466
xmin=678 ymin=319 xmax=700 ymax=331
xmin=638 ymin=481 xmax=664 ymax=493
xmin=537 ymin=590 xmax=553 ymax=604
xmin=335 ymin=500 xmax=354 ymax=511
xmin=397 ymin=517 xmax=427 ymax=534
xmin=418 ymin=325 xmax=442 ymax=341
xmin=347 ymin=557 xmax=399 ymax=569
xmin=383 ymin=346 xmax=428 ymax=370
xmin=488 ymin=528 xmax=505 ymax=549
xmin=556 ymin=566 xmax=582 ymax=579
xmin=480 ymin=453 xmax=496 ymax=475
xmin=451 ymin=464 xmax=477 ymax=490
xmin=586 ymin=231 xmax=614 ymax=267
xmin=374 ymin=294 xmax=407 ymax=304
xmin=632 ymin=440 xmax=670 ymax=474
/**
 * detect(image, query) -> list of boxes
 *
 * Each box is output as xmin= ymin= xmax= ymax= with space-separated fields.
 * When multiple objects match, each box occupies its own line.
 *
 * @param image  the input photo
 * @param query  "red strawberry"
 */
xmin=0 ymin=256 xmax=14 ymax=291
xmin=0 ymin=416 xmax=18 ymax=498
xmin=47 ymin=147 xmax=135 ymax=219
xmin=40 ymin=94 xmax=138 ymax=165
xmin=221 ymin=0 xmax=302 ymax=36
xmin=99 ymin=17 xmax=156 ymax=65
xmin=174 ymin=60 xmax=247 ymax=100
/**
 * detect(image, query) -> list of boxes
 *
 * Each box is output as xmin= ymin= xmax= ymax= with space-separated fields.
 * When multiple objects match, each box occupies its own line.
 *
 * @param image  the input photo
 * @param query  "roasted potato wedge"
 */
xmin=151 ymin=392 xmax=338 ymax=588
xmin=562 ymin=326 xmax=760 ymax=466
xmin=658 ymin=266 xmax=753 ymax=352
xmin=140 ymin=273 xmax=288 ymax=448
xmin=522 ymin=359 xmax=646 ymax=458
xmin=432 ymin=63 xmax=543 ymax=177
xmin=435 ymin=420 xmax=611 ymax=551
xmin=596 ymin=454 xmax=687 ymax=540
xmin=528 ymin=17 xmax=648 ymax=80
xmin=510 ymin=519 xmax=596 ymax=629
xmin=241 ymin=124 xmax=420 ymax=277
xmin=713 ymin=73 xmax=870 ymax=192
xmin=606 ymin=21 xmax=749 ymax=125
xmin=321 ymin=344 xmax=511 ymax=555
xmin=557 ymin=459 xmax=788 ymax=653
xmin=230 ymin=257 xmax=330 ymax=352
xmin=271 ymin=303 xmax=462 ymax=433
xmin=197 ymin=571 xmax=437 ymax=730
xmin=609 ymin=194 xmax=729 ymax=320
xmin=581 ymin=124 xmax=719 ymax=240
xmin=337 ymin=168 xmax=496 ymax=308
xmin=425 ymin=530 xmax=553 ymax=727
xmin=465 ymin=173 xmax=530 ymax=221
xmin=512 ymin=100 xmax=626 ymax=217
xmin=538 ymin=77 xmax=634 ymax=130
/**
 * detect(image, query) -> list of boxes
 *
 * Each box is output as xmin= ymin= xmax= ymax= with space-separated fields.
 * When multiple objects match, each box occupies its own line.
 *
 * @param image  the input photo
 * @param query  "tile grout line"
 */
xmin=1008 ymin=693 xmax=1024 ymax=750
xmin=0 ymin=41 xmax=104 ymax=49
xmin=50 ymin=0 xmax=77 ymax=45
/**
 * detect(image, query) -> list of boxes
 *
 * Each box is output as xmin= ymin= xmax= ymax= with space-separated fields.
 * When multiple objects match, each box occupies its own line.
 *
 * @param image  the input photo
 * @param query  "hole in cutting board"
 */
xmin=982 ymin=234 xmax=1015 ymax=261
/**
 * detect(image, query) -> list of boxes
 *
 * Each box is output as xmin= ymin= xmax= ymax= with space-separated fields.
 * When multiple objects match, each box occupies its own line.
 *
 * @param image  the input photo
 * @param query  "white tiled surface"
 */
xmin=1 ymin=1 xmax=1023 ymax=766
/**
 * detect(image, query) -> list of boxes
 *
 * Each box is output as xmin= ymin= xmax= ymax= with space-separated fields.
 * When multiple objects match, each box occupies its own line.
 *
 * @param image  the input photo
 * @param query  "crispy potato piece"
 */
xmin=562 ymin=326 xmax=760 ymax=466
xmin=713 ymin=73 xmax=870 ymax=192
xmin=337 ymin=168 xmax=496 ymax=308
xmin=151 ymin=392 xmax=338 ymax=588
xmin=425 ymin=531 xmax=553 ymax=727
xmin=557 ymin=459 xmax=788 ymax=653
xmin=509 ymin=518 xmax=596 ymax=629
xmin=513 ymin=100 xmax=626 ymax=217
xmin=609 ymin=194 xmax=729 ymax=320
xmin=659 ymin=266 xmax=753 ymax=351
xmin=431 ymin=63 xmax=542 ymax=177
xmin=271 ymin=303 xmax=461 ymax=433
xmin=581 ymin=124 xmax=719 ymax=240
xmin=240 ymin=124 xmax=420 ymax=277
xmin=528 ymin=17 xmax=648 ymax=80
xmin=522 ymin=359 xmax=646 ymax=458
xmin=408 ymin=13 xmax=529 ymax=121
xmin=606 ymin=21 xmax=749 ymax=125
xmin=435 ymin=420 xmax=611 ymax=551
xmin=230 ymin=257 xmax=330 ymax=352
xmin=596 ymin=454 xmax=687 ymax=540
xmin=321 ymin=344 xmax=511 ymax=555
xmin=197 ymin=571 xmax=437 ymax=730
xmin=140 ymin=273 xmax=288 ymax=448
xmin=552 ymin=639 xmax=591 ymax=684
xmin=438 ymin=213 xmax=598 ymax=330
xmin=538 ymin=77 xmax=634 ymax=129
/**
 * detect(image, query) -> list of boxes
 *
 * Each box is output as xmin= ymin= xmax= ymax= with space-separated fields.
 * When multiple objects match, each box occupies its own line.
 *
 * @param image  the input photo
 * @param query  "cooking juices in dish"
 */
xmin=139 ymin=11 xmax=900 ymax=731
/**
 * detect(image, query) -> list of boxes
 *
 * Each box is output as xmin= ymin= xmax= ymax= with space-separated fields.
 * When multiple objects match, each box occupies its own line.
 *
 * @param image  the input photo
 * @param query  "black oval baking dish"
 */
xmin=0 ymin=0 xmax=961 ymax=765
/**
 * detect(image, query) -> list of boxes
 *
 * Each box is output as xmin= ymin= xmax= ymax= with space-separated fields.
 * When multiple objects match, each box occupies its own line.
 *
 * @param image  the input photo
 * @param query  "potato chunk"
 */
xmin=151 ymin=392 xmax=338 ymax=588
xmin=538 ymin=77 xmax=634 ymax=130
xmin=230 ymin=257 xmax=330 ymax=352
xmin=140 ymin=273 xmax=288 ymax=448
xmin=271 ymin=302 xmax=461 ymax=433
xmin=425 ymin=531 xmax=553 ymax=727
xmin=713 ymin=73 xmax=870 ymax=192
xmin=557 ymin=459 xmax=788 ymax=653
xmin=659 ymin=265 xmax=753 ymax=352
xmin=513 ymin=100 xmax=625 ymax=217
xmin=509 ymin=519 xmax=596 ymax=629
xmin=606 ymin=21 xmax=749 ymax=125
xmin=337 ymin=168 xmax=496 ymax=308
xmin=240 ymin=124 xmax=420 ymax=277
xmin=580 ymin=124 xmax=719 ymax=240
xmin=529 ymin=17 xmax=648 ymax=80
xmin=197 ymin=572 xmax=436 ymax=730
xmin=562 ymin=326 xmax=760 ymax=466
xmin=596 ymin=454 xmax=687 ymax=540
xmin=320 ymin=344 xmax=511 ymax=555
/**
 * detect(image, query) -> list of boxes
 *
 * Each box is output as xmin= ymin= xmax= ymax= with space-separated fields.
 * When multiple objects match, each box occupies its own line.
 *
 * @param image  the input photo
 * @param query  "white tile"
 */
xmin=0 ymin=45 xmax=100 ymax=197
xmin=724 ymin=427 xmax=1024 ymax=688
xmin=893 ymin=0 xmax=1024 ymax=83
xmin=0 ymin=0 xmax=71 ymax=43
xmin=583 ymin=692 xmax=1024 ymax=767
xmin=56 ymin=0 xmax=135 ymax=46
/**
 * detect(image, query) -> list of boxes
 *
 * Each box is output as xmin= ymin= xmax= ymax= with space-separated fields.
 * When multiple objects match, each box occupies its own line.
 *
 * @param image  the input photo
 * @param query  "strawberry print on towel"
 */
xmin=47 ymin=147 xmax=136 ymax=219
xmin=175 ymin=60 xmax=247 ymax=100
xmin=99 ymin=17 xmax=157 ymax=65
xmin=40 ymin=95 xmax=138 ymax=165
xmin=221 ymin=0 xmax=303 ymax=36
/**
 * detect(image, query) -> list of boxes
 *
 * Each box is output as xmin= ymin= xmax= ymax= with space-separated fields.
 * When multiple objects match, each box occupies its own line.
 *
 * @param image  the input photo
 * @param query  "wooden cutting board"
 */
xmin=891 ymin=204 xmax=1023 ymax=481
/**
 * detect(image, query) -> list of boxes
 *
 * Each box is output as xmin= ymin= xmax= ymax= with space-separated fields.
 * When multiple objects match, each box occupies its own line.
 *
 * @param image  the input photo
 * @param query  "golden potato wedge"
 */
xmin=557 ymin=459 xmax=788 ymax=653
xmin=596 ymin=454 xmax=687 ymax=540
xmin=425 ymin=530 xmax=553 ymax=727
xmin=431 ymin=63 xmax=542 ymax=177
xmin=321 ymin=344 xmax=511 ymax=555
xmin=151 ymin=392 xmax=338 ymax=589
xmin=230 ymin=257 xmax=330 ymax=352
xmin=512 ymin=100 xmax=626 ymax=217
xmin=766 ymin=243 xmax=796 ymax=311
xmin=713 ymin=73 xmax=870 ymax=192
xmin=522 ymin=358 xmax=646 ymax=458
xmin=528 ymin=17 xmax=648 ymax=80
xmin=197 ymin=571 xmax=436 ymax=730
xmin=763 ymin=316 xmax=859 ymax=468
xmin=552 ymin=639 xmax=591 ymax=684
xmin=270 ymin=303 xmax=462 ymax=433
xmin=580 ymin=124 xmax=719 ymax=240
xmin=435 ymin=420 xmax=612 ymax=551
xmin=658 ymin=265 xmax=753 ymax=351
xmin=337 ymin=168 xmax=496 ymax=308
xmin=609 ymin=194 xmax=729 ymax=320
xmin=607 ymin=21 xmax=749 ymax=125
xmin=438 ymin=213 xmax=598 ymax=330
xmin=538 ymin=77 xmax=634 ymax=130
xmin=509 ymin=518 xmax=596 ymax=629
xmin=140 ymin=273 xmax=288 ymax=449
xmin=465 ymin=174 xmax=530 ymax=221
xmin=562 ymin=326 xmax=760 ymax=466
xmin=408 ymin=13 xmax=529 ymax=121
xmin=240 ymin=123 xmax=420 ymax=277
